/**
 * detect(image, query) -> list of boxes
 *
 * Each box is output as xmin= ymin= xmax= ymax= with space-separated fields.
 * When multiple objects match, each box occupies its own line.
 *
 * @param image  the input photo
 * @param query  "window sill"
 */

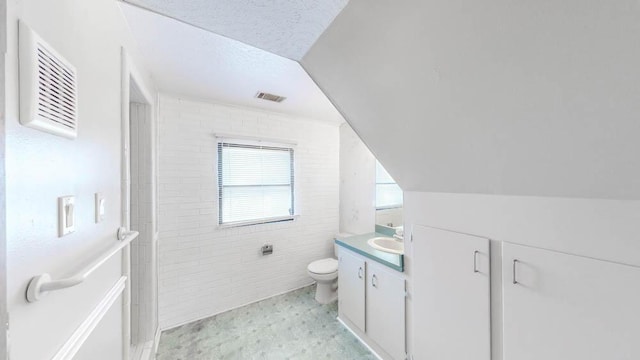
xmin=376 ymin=205 xmax=403 ymax=211
xmin=218 ymin=215 xmax=297 ymax=229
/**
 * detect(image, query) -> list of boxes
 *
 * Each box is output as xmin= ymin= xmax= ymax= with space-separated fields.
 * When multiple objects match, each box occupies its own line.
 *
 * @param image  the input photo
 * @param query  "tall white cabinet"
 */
xmin=412 ymin=225 xmax=491 ymax=360
xmin=502 ymin=243 xmax=640 ymax=360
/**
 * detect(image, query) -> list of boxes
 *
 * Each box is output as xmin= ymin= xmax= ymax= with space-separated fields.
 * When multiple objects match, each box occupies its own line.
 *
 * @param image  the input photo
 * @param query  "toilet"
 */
xmin=307 ymin=233 xmax=352 ymax=304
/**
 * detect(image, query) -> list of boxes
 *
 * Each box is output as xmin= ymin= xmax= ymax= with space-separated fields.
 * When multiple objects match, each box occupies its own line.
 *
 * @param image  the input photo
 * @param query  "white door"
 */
xmin=412 ymin=225 xmax=491 ymax=360
xmin=503 ymin=242 xmax=640 ymax=360
xmin=338 ymin=249 xmax=366 ymax=331
xmin=367 ymin=261 xmax=405 ymax=360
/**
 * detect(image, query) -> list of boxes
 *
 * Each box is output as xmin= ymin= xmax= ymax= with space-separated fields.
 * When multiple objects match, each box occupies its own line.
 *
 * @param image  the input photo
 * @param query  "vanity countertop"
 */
xmin=335 ymin=232 xmax=404 ymax=272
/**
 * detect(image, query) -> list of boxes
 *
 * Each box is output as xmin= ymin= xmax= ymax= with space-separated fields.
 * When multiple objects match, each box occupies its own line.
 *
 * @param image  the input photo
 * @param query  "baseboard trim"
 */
xmin=152 ymin=326 xmax=161 ymax=357
xmin=52 ymin=276 xmax=127 ymax=360
xmin=130 ymin=344 xmax=143 ymax=360
xmin=161 ymin=282 xmax=315 ymax=331
xmin=337 ymin=316 xmax=384 ymax=360
xmin=131 ymin=340 xmax=154 ymax=360
xmin=131 ymin=326 xmax=160 ymax=360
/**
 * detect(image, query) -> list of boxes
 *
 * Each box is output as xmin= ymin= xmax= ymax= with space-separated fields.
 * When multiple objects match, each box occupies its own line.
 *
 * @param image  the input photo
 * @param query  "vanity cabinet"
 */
xmin=411 ymin=225 xmax=491 ymax=360
xmin=366 ymin=260 xmax=406 ymax=360
xmin=338 ymin=249 xmax=366 ymax=332
xmin=338 ymin=246 xmax=406 ymax=360
xmin=502 ymin=242 xmax=640 ymax=360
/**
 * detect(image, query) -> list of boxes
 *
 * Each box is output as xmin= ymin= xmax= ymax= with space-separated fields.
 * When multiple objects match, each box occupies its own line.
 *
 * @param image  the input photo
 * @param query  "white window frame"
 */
xmin=216 ymin=136 xmax=297 ymax=228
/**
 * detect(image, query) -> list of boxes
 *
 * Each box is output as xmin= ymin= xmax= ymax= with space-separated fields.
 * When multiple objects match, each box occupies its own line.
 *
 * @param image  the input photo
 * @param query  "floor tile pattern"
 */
xmin=156 ymin=285 xmax=376 ymax=360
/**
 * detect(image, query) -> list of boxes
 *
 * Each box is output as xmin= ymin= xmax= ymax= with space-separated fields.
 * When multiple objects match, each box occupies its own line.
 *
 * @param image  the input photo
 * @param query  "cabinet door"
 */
xmin=503 ymin=243 xmax=640 ymax=360
xmin=338 ymin=249 xmax=366 ymax=331
xmin=367 ymin=261 xmax=405 ymax=360
xmin=412 ymin=225 xmax=491 ymax=360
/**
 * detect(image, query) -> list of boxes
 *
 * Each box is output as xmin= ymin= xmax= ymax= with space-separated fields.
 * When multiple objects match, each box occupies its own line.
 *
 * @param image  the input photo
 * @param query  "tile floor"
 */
xmin=156 ymin=285 xmax=376 ymax=360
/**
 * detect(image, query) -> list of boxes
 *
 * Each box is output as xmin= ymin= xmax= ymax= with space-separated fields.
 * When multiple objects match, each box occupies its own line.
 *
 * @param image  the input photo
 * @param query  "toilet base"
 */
xmin=314 ymin=281 xmax=338 ymax=304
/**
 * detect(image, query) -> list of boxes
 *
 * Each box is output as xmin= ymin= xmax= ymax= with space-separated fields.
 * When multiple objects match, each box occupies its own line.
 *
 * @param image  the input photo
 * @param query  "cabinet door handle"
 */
xmin=473 ymin=250 xmax=480 ymax=273
xmin=372 ymin=274 xmax=378 ymax=288
xmin=512 ymin=259 xmax=519 ymax=284
xmin=358 ymin=267 xmax=363 ymax=279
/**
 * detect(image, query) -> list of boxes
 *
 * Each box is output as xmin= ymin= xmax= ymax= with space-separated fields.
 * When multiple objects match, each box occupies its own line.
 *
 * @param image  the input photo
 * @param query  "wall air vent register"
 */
xmin=255 ymin=92 xmax=286 ymax=103
xmin=19 ymin=20 xmax=78 ymax=139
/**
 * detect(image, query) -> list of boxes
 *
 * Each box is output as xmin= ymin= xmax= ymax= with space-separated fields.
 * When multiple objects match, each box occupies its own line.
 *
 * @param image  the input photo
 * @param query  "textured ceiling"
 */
xmin=123 ymin=0 xmax=349 ymax=60
xmin=120 ymin=3 xmax=344 ymax=124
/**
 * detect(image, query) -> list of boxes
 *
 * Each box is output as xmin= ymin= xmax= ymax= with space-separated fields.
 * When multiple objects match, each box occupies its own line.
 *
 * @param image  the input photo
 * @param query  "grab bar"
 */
xmin=26 ymin=227 xmax=139 ymax=302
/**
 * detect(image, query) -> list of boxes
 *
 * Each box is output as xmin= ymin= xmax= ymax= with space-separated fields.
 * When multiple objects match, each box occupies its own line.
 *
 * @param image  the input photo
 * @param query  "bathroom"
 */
xmin=5 ymin=0 xmax=640 ymax=359
xmin=119 ymin=5 xmax=409 ymax=357
xmin=155 ymin=96 xmax=406 ymax=358
xmin=7 ymin=1 xmax=411 ymax=358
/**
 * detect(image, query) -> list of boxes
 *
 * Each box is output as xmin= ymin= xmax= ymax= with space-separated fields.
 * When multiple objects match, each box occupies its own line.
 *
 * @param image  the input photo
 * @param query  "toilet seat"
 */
xmin=307 ymin=258 xmax=338 ymax=274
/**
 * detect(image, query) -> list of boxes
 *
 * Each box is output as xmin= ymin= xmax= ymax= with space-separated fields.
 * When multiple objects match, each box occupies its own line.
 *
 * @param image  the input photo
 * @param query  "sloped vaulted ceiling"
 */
xmin=301 ymin=0 xmax=640 ymax=199
xmin=119 ymin=3 xmax=345 ymax=124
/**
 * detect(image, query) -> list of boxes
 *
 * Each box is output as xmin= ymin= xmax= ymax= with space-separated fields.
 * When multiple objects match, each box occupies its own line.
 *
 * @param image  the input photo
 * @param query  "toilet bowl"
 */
xmin=308 ymin=258 xmax=339 ymax=304
xmin=307 ymin=233 xmax=353 ymax=304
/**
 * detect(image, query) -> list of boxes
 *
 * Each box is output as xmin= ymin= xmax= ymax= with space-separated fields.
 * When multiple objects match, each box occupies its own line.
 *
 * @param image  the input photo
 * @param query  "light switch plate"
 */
xmin=95 ymin=193 xmax=105 ymax=223
xmin=58 ymin=195 xmax=75 ymax=237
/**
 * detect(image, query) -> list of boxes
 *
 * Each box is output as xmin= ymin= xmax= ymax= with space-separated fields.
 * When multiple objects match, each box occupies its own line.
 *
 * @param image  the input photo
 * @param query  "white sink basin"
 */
xmin=367 ymin=237 xmax=404 ymax=255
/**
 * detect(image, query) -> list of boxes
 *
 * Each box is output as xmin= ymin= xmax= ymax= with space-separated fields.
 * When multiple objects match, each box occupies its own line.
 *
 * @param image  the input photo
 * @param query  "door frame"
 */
xmin=0 ymin=0 xmax=7 ymax=357
xmin=120 ymin=47 xmax=156 ymax=360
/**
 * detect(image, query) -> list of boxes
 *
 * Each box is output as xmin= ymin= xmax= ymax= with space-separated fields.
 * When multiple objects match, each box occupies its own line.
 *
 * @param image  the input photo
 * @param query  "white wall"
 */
xmin=5 ymin=0 xmax=154 ymax=359
xmin=0 ymin=0 xmax=7 ymax=356
xmin=404 ymin=193 xmax=640 ymax=267
xmin=157 ymin=95 xmax=340 ymax=329
xmin=403 ymin=191 xmax=640 ymax=359
xmin=339 ymin=123 xmax=375 ymax=234
xmin=73 ymin=297 xmax=124 ymax=360
xmin=302 ymin=0 xmax=640 ymax=200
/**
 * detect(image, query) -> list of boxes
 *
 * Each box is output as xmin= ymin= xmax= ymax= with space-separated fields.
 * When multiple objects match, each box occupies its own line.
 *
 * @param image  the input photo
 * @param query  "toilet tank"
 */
xmin=334 ymin=233 xmax=354 ymax=257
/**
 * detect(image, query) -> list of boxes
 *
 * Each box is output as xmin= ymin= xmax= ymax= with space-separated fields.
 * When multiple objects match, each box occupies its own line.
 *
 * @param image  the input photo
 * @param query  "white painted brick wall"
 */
xmin=157 ymin=94 xmax=340 ymax=329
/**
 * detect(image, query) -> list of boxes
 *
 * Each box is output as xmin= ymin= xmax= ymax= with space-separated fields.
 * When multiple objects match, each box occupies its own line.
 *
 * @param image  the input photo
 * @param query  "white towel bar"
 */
xmin=26 ymin=227 xmax=139 ymax=302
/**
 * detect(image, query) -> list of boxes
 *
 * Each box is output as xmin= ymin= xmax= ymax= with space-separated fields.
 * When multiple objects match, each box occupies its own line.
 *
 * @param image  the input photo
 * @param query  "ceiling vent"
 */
xmin=19 ymin=21 xmax=78 ymax=139
xmin=255 ymin=92 xmax=286 ymax=103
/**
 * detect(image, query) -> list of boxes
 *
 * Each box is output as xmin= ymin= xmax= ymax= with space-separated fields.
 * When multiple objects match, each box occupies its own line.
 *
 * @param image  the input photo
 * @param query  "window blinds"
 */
xmin=217 ymin=140 xmax=295 ymax=226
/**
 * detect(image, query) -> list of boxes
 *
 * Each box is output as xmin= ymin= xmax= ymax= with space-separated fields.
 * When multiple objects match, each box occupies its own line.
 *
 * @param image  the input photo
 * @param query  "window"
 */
xmin=375 ymin=160 xmax=403 ymax=209
xmin=217 ymin=139 xmax=295 ymax=226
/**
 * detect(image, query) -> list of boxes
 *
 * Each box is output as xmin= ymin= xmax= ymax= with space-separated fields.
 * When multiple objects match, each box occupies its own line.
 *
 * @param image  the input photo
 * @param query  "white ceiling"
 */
xmin=303 ymin=0 xmax=640 ymax=199
xmin=119 ymin=3 xmax=344 ymax=125
xmin=123 ymin=0 xmax=349 ymax=60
